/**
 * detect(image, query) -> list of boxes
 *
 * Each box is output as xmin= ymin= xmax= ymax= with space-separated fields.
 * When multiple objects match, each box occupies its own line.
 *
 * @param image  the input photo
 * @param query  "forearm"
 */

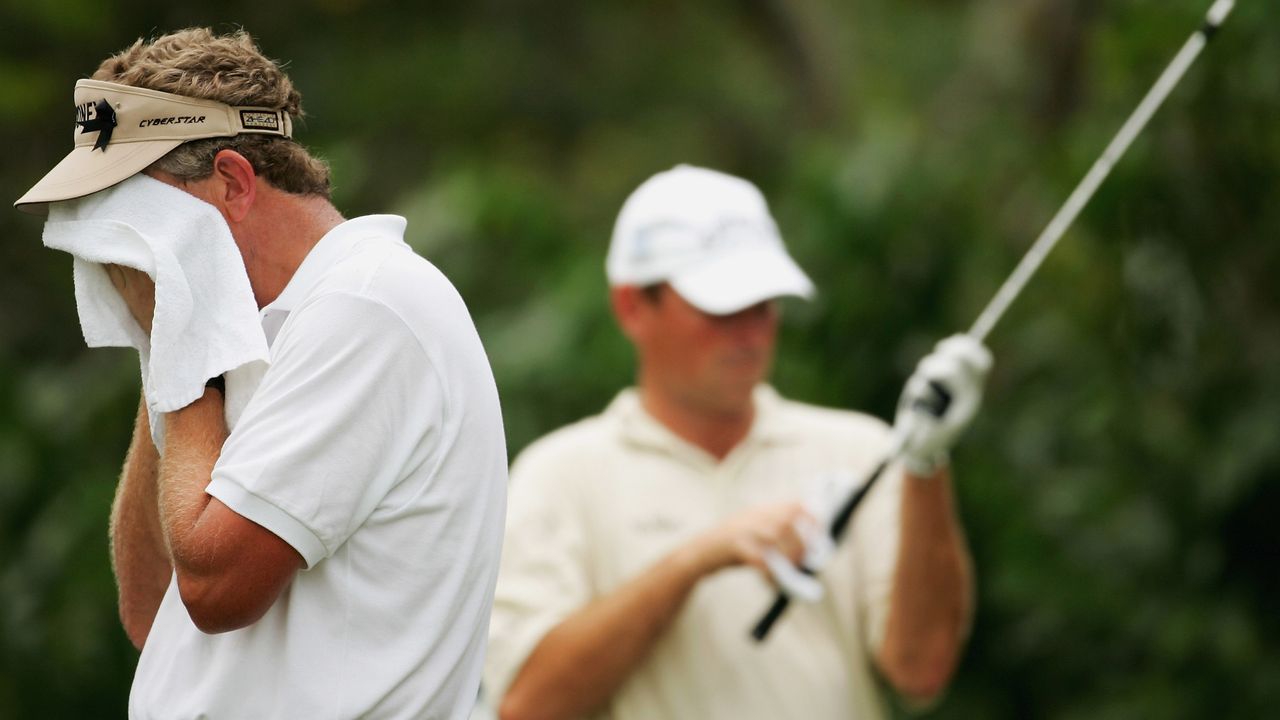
xmin=109 ymin=397 xmax=173 ymax=650
xmin=500 ymin=500 xmax=806 ymax=720
xmin=156 ymin=387 xmax=303 ymax=633
xmin=158 ymin=388 xmax=227 ymax=574
xmin=499 ymin=544 xmax=709 ymax=720
xmin=877 ymin=466 xmax=974 ymax=702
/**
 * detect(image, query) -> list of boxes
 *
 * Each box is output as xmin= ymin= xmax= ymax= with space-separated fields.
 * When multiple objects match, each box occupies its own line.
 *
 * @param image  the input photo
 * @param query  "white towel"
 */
xmin=42 ymin=173 xmax=269 ymax=448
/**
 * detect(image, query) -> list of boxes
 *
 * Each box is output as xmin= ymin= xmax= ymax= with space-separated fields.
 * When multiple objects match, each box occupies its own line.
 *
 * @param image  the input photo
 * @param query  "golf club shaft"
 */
xmin=752 ymin=0 xmax=1235 ymax=642
xmin=969 ymin=0 xmax=1235 ymax=342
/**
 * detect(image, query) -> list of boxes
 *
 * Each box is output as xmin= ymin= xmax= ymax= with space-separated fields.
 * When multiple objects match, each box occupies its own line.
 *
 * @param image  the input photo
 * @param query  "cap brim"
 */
xmin=669 ymin=246 xmax=815 ymax=315
xmin=14 ymin=139 xmax=182 ymax=215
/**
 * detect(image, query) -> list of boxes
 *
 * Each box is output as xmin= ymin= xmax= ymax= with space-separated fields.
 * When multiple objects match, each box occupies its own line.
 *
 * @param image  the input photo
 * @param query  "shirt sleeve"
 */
xmin=207 ymin=291 xmax=442 ymax=568
xmin=483 ymin=442 xmax=594 ymax=702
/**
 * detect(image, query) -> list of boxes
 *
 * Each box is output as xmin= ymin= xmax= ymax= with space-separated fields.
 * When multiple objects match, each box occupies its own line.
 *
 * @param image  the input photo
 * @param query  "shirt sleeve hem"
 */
xmin=487 ymin=613 xmax=564 ymax=703
xmin=206 ymin=477 xmax=329 ymax=568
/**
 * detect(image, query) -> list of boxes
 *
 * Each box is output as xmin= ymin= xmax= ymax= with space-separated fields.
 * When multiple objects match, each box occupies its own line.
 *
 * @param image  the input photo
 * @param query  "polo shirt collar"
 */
xmin=259 ymin=215 xmax=407 ymax=343
xmin=608 ymin=384 xmax=799 ymax=464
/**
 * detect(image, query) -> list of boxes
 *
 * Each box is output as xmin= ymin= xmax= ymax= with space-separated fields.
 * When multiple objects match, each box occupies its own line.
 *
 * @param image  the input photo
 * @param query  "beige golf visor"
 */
xmin=15 ymin=79 xmax=293 ymax=213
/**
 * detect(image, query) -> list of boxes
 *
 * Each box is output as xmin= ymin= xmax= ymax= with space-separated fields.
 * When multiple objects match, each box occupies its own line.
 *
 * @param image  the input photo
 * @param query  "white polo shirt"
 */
xmin=486 ymin=386 xmax=902 ymax=720
xmin=131 ymin=215 xmax=508 ymax=720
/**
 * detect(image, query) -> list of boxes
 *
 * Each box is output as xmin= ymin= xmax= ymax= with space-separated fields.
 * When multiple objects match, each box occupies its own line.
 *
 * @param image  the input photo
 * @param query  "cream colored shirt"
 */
xmin=486 ymin=386 xmax=903 ymax=720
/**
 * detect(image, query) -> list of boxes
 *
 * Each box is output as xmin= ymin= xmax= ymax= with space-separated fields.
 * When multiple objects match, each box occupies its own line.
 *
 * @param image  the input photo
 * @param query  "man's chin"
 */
xmin=722 ymin=364 xmax=769 ymax=391
xmin=713 ymin=378 xmax=765 ymax=413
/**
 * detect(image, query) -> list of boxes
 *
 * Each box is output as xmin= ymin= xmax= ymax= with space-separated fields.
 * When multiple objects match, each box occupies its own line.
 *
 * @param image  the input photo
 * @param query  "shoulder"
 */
xmin=298 ymin=219 xmax=483 ymax=357
xmin=317 ymin=228 xmax=460 ymax=317
xmin=510 ymin=411 xmax=617 ymax=484
xmin=767 ymin=389 xmax=893 ymax=447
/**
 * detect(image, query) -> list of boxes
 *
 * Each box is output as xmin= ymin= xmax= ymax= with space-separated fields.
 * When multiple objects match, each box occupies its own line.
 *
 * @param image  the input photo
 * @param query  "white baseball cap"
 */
xmin=606 ymin=165 xmax=815 ymax=315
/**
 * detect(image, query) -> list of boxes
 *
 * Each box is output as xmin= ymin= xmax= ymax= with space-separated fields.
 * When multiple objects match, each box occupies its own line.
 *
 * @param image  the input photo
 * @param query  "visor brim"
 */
xmin=15 ymin=139 xmax=183 ymax=215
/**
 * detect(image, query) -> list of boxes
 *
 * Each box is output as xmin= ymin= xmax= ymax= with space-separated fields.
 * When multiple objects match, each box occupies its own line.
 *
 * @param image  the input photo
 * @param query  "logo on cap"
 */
xmin=239 ymin=110 xmax=281 ymax=132
xmin=75 ymin=98 xmax=117 ymax=151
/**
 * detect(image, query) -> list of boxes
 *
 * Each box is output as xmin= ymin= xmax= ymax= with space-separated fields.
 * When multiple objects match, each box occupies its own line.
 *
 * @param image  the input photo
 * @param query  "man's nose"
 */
xmin=720 ymin=301 xmax=777 ymax=336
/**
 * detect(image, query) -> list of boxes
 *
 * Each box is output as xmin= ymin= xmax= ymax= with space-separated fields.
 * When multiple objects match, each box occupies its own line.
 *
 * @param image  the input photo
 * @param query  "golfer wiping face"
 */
xmin=17 ymin=28 xmax=507 ymax=719
xmin=485 ymin=165 xmax=991 ymax=720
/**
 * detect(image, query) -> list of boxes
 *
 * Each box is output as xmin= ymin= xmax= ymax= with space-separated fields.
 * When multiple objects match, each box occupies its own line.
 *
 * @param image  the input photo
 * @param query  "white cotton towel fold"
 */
xmin=42 ymin=173 xmax=269 ymax=447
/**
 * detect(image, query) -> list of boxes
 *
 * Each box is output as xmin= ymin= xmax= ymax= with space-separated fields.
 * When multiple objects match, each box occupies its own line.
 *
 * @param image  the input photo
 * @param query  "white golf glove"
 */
xmin=760 ymin=471 xmax=856 ymax=603
xmin=762 ymin=511 xmax=833 ymax=603
xmin=894 ymin=334 xmax=993 ymax=476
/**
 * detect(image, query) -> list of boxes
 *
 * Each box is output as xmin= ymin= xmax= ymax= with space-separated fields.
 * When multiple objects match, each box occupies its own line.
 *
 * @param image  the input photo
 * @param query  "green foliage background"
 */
xmin=2 ymin=1 xmax=1277 ymax=717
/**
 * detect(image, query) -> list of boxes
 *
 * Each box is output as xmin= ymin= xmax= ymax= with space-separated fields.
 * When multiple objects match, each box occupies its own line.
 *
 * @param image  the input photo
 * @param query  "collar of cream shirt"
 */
xmin=607 ymin=384 xmax=801 ymax=465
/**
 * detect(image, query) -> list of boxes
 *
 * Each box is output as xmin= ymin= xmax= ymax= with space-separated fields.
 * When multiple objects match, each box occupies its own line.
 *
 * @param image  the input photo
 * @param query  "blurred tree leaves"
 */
xmin=2 ymin=0 xmax=1277 ymax=717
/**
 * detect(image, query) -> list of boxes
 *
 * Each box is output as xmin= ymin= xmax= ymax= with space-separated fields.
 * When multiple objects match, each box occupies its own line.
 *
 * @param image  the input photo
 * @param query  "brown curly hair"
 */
xmin=93 ymin=28 xmax=331 ymax=197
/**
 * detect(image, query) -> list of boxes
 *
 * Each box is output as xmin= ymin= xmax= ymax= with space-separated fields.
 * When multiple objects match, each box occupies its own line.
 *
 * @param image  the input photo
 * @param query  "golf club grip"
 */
xmin=829 ymin=458 xmax=892 ymax=542
xmin=752 ymin=457 xmax=893 ymax=642
xmin=751 ymin=594 xmax=791 ymax=640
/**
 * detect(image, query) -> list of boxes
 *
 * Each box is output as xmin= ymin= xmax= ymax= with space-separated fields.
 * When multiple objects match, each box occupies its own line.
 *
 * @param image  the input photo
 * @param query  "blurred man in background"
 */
xmin=485 ymin=165 xmax=991 ymax=719
xmin=17 ymin=29 xmax=507 ymax=718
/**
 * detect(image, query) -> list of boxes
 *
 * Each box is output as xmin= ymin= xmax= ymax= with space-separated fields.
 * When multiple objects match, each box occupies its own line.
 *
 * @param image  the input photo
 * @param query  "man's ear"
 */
xmin=610 ymin=285 xmax=650 ymax=342
xmin=208 ymin=149 xmax=258 ymax=223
